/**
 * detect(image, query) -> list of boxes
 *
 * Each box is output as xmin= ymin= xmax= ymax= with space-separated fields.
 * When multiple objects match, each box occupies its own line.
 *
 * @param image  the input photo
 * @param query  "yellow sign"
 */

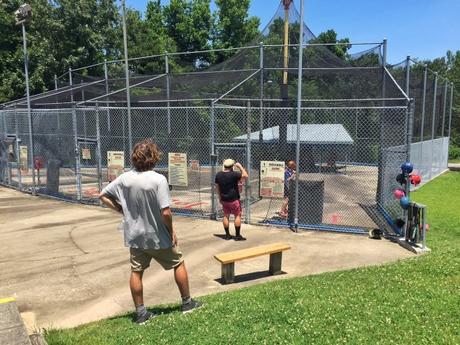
xmin=81 ymin=148 xmax=91 ymax=160
xmin=168 ymin=152 xmax=188 ymax=187
xmin=107 ymin=151 xmax=124 ymax=181
xmin=259 ymin=161 xmax=285 ymax=198
xmin=19 ymin=146 xmax=28 ymax=172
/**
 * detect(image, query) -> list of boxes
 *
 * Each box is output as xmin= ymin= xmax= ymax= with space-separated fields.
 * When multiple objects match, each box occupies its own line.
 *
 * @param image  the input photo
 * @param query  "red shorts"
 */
xmin=221 ymin=200 xmax=242 ymax=216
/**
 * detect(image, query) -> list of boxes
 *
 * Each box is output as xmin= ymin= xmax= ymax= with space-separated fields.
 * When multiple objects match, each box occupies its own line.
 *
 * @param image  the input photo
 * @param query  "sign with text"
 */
xmin=168 ymin=152 xmax=188 ymax=187
xmin=19 ymin=146 xmax=28 ymax=172
xmin=107 ymin=151 xmax=124 ymax=181
xmin=81 ymin=148 xmax=91 ymax=160
xmin=259 ymin=161 xmax=285 ymax=198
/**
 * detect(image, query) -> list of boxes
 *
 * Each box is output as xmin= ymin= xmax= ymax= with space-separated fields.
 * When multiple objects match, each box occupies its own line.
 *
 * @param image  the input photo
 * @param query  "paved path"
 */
xmin=0 ymin=187 xmax=413 ymax=330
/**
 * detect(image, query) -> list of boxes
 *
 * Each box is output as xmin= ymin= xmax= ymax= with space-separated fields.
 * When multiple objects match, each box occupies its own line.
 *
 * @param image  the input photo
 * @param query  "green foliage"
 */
xmin=212 ymin=0 xmax=260 ymax=63
xmin=44 ymin=173 xmax=460 ymax=344
xmin=448 ymin=145 xmax=460 ymax=161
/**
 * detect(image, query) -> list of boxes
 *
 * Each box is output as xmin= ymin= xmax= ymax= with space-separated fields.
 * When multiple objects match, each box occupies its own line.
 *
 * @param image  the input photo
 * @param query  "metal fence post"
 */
xmin=431 ymin=72 xmax=438 ymax=140
xmin=69 ymin=68 xmax=74 ymax=103
xmin=442 ymin=80 xmax=448 ymax=137
xmin=72 ymin=106 xmax=82 ymax=201
xmin=376 ymin=38 xmax=387 ymax=206
xmin=165 ymin=52 xmax=171 ymax=134
xmin=95 ymin=102 xmax=103 ymax=197
xmin=294 ymin=0 xmax=305 ymax=232
xmin=420 ymin=65 xmax=428 ymax=141
xmin=210 ymin=101 xmax=216 ymax=220
xmin=121 ymin=0 xmax=133 ymax=157
xmin=448 ymin=83 xmax=454 ymax=139
xmin=14 ymin=106 xmax=22 ymax=190
xmin=22 ymin=22 xmax=36 ymax=195
xmin=404 ymin=56 xmax=411 ymax=148
xmin=429 ymin=72 xmax=438 ymax=180
xmin=245 ymin=101 xmax=251 ymax=224
xmin=104 ymin=59 xmax=111 ymax=132
xmin=259 ymin=42 xmax=264 ymax=141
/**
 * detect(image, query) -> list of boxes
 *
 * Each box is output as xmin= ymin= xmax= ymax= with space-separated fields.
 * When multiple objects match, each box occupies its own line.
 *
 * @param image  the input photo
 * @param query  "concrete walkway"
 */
xmin=448 ymin=163 xmax=460 ymax=171
xmin=0 ymin=187 xmax=413 ymax=330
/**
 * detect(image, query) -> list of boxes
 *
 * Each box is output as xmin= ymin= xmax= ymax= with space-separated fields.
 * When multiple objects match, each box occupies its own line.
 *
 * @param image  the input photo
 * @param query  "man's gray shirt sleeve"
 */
xmin=157 ymin=176 xmax=171 ymax=209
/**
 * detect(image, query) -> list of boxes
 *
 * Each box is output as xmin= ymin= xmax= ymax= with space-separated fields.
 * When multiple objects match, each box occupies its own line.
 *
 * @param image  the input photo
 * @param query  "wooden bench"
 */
xmin=214 ymin=243 xmax=291 ymax=284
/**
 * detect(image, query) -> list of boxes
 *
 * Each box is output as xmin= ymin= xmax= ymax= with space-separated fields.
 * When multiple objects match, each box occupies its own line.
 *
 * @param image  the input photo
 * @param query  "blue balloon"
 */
xmin=401 ymin=162 xmax=414 ymax=174
xmin=400 ymin=196 xmax=411 ymax=209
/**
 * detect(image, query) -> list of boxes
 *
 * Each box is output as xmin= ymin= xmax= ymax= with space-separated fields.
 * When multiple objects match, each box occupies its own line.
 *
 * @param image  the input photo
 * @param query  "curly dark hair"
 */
xmin=131 ymin=139 xmax=161 ymax=171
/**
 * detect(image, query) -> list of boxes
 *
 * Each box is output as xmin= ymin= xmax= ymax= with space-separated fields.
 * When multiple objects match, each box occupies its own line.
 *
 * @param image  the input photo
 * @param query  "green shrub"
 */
xmin=449 ymin=145 xmax=460 ymax=160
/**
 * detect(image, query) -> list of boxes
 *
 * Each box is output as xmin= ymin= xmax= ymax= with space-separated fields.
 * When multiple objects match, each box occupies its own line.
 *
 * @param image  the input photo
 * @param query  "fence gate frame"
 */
xmin=5 ymin=134 xmax=22 ymax=189
xmin=76 ymin=136 xmax=101 ymax=202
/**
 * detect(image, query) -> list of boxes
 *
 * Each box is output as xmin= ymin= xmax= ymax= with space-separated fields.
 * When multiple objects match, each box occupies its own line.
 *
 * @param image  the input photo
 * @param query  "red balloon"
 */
xmin=410 ymin=174 xmax=421 ymax=186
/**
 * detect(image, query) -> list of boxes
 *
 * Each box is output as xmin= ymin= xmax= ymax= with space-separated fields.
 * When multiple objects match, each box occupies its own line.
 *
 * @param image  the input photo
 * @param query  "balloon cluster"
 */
xmin=393 ymin=162 xmax=422 ymax=210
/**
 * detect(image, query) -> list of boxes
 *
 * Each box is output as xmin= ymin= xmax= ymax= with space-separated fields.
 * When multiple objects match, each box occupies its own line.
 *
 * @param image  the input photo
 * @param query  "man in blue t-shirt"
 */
xmin=279 ymin=160 xmax=296 ymax=218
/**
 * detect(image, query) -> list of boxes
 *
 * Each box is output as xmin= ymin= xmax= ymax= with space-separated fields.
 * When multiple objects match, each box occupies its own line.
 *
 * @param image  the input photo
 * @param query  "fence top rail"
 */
xmin=2 ymin=105 xmax=409 ymax=113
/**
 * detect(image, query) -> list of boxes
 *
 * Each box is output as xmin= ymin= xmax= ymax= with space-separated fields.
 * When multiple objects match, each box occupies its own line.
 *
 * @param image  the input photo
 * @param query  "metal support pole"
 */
xmin=210 ymin=101 xmax=216 ymax=220
xmin=104 ymin=59 xmax=111 ymax=132
xmin=121 ymin=0 xmax=133 ymax=157
xmin=404 ymin=56 xmax=411 ymax=149
xmin=293 ymin=0 xmax=304 ymax=232
xmin=95 ymin=103 xmax=103 ymax=198
xmin=376 ymin=38 xmax=387 ymax=206
xmin=14 ymin=106 xmax=22 ymax=190
xmin=165 ymin=52 xmax=171 ymax=134
xmin=420 ymin=65 xmax=428 ymax=141
xmin=441 ymin=80 xmax=448 ymax=137
xmin=448 ymin=83 xmax=454 ymax=139
xmin=431 ymin=73 xmax=438 ymax=140
xmin=69 ymin=68 xmax=74 ymax=103
xmin=72 ymin=106 xmax=81 ymax=201
xmin=259 ymin=42 xmax=264 ymax=141
xmin=22 ymin=22 xmax=36 ymax=195
xmin=245 ymin=101 xmax=252 ymax=224
xmin=54 ymin=74 xmax=58 ymax=90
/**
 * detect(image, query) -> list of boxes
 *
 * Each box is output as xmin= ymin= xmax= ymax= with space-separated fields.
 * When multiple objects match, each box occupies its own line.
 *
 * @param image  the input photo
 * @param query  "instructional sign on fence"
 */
xmin=169 ymin=152 xmax=188 ymax=187
xmin=81 ymin=148 xmax=91 ymax=160
xmin=107 ymin=151 xmax=124 ymax=182
xmin=259 ymin=160 xmax=285 ymax=198
xmin=19 ymin=146 xmax=28 ymax=172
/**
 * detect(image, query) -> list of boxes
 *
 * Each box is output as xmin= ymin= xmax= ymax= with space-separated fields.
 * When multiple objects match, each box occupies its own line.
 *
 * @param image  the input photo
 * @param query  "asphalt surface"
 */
xmin=0 ymin=187 xmax=413 ymax=330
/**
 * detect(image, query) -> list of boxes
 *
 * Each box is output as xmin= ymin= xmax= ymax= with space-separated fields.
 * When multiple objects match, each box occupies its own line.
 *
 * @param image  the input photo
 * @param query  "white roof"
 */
xmin=234 ymin=124 xmax=354 ymax=145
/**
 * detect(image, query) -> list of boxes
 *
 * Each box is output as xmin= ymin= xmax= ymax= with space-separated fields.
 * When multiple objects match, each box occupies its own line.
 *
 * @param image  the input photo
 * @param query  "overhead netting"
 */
xmin=1 ymin=1 xmax=405 ymax=110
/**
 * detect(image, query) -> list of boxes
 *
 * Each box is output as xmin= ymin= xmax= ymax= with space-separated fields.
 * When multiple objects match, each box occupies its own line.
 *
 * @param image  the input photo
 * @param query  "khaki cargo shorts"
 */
xmin=130 ymin=246 xmax=184 ymax=272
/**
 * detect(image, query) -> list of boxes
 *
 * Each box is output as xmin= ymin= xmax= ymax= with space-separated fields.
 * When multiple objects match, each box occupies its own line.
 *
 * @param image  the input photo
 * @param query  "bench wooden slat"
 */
xmin=214 ymin=242 xmax=291 ymax=264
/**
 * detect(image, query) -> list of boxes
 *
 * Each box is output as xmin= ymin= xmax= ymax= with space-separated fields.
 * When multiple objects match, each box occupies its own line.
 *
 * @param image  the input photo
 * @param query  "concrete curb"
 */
xmin=0 ymin=298 xmax=32 ymax=345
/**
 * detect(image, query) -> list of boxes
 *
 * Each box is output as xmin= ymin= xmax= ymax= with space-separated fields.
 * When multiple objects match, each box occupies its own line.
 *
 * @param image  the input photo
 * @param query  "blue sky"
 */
xmin=126 ymin=0 xmax=460 ymax=64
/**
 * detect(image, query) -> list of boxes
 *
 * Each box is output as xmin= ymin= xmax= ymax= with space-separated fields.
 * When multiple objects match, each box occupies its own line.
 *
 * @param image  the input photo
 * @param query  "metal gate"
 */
xmin=76 ymin=137 xmax=101 ymax=203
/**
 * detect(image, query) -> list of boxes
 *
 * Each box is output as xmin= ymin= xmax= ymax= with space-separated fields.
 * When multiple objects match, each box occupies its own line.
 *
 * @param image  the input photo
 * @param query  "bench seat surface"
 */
xmin=214 ymin=242 xmax=291 ymax=264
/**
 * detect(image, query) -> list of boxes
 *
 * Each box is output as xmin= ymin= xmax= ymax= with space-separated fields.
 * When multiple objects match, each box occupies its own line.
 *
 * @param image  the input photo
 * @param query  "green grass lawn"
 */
xmin=449 ymin=159 xmax=460 ymax=164
xmin=45 ymin=173 xmax=460 ymax=345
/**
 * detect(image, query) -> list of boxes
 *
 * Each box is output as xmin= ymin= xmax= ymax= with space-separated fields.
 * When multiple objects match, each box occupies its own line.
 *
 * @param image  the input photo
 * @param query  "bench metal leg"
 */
xmin=269 ymin=252 xmax=283 ymax=275
xmin=221 ymin=263 xmax=235 ymax=284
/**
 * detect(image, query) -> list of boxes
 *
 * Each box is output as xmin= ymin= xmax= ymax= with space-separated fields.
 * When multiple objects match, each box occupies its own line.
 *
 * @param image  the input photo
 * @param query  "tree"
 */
xmin=164 ymin=0 xmax=212 ymax=68
xmin=212 ymin=0 xmax=260 ymax=63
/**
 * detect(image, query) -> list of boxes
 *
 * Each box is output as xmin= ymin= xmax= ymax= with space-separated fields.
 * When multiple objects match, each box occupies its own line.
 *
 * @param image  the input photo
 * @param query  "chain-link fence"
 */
xmin=0 ymin=102 xmax=413 ymax=236
xmin=0 ymin=38 xmax=454 ymax=236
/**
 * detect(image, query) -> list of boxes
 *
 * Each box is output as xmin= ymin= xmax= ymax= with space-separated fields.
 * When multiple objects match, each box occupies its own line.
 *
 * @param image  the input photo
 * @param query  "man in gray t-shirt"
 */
xmin=100 ymin=139 xmax=202 ymax=324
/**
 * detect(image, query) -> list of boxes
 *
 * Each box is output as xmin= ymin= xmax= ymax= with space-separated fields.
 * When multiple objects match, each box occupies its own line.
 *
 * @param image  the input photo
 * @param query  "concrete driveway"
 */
xmin=0 ymin=187 xmax=413 ymax=330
